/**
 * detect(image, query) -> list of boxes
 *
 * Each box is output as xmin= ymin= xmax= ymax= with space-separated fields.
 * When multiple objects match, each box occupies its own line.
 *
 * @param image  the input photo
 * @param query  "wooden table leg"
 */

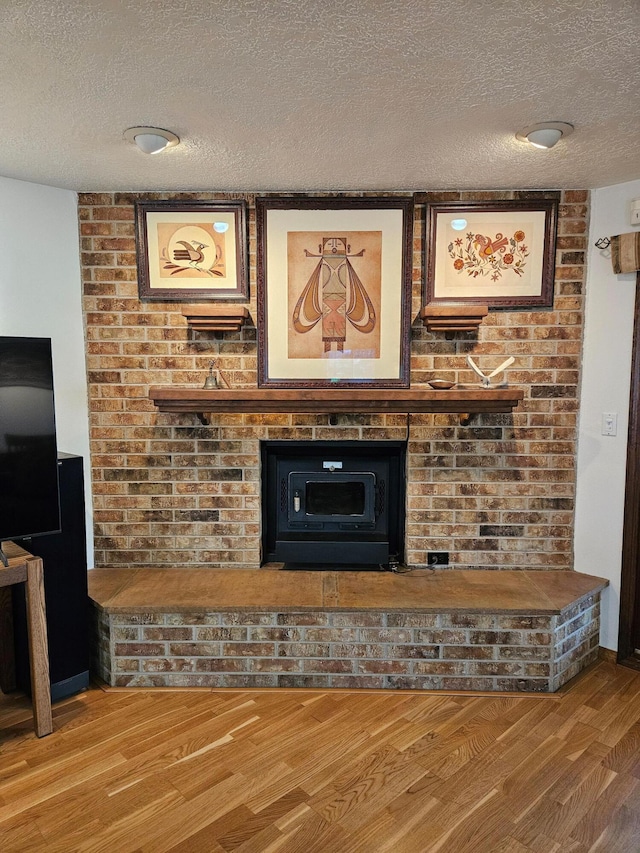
xmin=0 ymin=586 xmax=16 ymax=693
xmin=24 ymin=557 xmax=52 ymax=737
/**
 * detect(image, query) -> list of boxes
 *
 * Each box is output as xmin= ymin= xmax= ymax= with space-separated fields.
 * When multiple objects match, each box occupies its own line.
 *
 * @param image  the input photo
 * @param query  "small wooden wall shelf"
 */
xmin=420 ymin=304 xmax=489 ymax=338
xmin=182 ymin=305 xmax=250 ymax=332
xmin=149 ymin=386 xmax=523 ymax=425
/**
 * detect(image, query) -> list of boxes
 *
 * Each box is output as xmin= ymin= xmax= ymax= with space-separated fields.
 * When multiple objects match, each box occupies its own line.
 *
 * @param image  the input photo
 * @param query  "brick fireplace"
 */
xmin=81 ymin=189 xmax=603 ymax=693
xmin=79 ymin=189 xmax=587 ymax=572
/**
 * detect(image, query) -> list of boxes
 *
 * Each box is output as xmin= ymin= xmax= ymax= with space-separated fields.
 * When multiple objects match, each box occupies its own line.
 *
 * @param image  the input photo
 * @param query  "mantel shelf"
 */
xmin=149 ymin=386 xmax=524 ymax=425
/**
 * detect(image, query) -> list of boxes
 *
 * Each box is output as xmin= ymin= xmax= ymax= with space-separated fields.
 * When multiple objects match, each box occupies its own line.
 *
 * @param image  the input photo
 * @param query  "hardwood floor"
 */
xmin=1 ymin=660 xmax=639 ymax=852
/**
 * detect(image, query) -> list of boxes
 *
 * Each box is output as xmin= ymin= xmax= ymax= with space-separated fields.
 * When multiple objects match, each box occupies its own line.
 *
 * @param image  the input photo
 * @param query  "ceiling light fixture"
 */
xmin=123 ymin=126 xmax=180 ymax=154
xmin=516 ymin=121 xmax=574 ymax=150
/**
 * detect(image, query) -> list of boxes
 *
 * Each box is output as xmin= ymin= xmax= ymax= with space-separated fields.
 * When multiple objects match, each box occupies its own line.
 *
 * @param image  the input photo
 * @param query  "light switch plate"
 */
xmin=602 ymin=412 xmax=618 ymax=436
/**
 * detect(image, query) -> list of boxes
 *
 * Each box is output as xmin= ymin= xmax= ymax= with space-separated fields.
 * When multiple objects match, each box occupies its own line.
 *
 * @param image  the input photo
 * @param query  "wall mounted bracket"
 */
xmin=420 ymin=303 xmax=489 ymax=339
xmin=182 ymin=305 xmax=250 ymax=333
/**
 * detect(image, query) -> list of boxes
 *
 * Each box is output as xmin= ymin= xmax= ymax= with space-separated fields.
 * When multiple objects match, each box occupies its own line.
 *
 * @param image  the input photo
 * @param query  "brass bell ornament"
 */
xmin=203 ymin=360 xmax=219 ymax=390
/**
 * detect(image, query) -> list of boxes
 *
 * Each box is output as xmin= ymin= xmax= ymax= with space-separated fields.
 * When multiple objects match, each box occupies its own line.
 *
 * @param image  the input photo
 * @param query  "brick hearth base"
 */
xmin=89 ymin=569 xmax=607 ymax=692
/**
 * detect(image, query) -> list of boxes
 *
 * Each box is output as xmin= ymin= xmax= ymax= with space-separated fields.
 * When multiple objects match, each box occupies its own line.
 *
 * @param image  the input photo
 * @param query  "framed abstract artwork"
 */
xmin=135 ymin=199 xmax=248 ymax=301
xmin=256 ymin=196 xmax=414 ymax=388
xmin=424 ymin=199 xmax=558 ymax=308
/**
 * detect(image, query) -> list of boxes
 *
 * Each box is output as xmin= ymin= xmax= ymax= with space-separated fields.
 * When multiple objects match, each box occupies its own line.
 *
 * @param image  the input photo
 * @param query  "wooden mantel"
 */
xmin=149 ymin=386 xmax=524 ymax=423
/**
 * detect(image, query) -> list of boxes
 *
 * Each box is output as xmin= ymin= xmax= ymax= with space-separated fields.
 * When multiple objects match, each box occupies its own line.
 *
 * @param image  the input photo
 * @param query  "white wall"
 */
xmin=0 ymin=175 xmax=93 ymax=566
xmin=575 ymin=178 xmax=640 ymax=650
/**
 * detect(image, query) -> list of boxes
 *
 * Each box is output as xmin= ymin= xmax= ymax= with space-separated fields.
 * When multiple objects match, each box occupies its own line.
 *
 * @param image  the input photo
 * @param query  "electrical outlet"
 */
xmin=427 ymin=551 xmax=449 ymax=566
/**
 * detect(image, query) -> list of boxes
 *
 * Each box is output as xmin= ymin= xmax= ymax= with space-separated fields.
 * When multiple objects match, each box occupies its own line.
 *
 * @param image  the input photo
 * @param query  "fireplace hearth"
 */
xmin=261 ymin=441 xmax=406 ymax=568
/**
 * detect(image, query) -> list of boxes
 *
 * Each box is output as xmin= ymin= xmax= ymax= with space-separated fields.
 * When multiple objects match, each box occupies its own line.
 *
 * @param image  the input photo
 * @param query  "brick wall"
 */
xmin=91 ymin=592 xmax=600 ymax=691
xmin=79 ymin=190 xmax=588 ymax=570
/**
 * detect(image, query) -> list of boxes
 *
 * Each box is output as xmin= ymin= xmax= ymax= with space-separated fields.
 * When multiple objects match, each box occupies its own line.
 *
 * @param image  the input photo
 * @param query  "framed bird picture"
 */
xmin=134 ymin=199 xmax=248 ymax=301
xmin=424 ymin=199 xmax=558 ymax=308
xmin=256 ymin=195 xmax=414 ymax=388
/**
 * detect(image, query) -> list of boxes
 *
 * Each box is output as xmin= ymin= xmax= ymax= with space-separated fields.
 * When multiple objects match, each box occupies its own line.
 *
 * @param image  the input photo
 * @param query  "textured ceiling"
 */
xmin=1 ymin=0 xmax=639 ymax=192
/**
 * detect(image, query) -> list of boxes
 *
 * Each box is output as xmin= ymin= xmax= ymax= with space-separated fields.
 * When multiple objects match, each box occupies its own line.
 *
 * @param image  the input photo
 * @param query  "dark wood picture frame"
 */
xmin=424 ymin=199 xmax=558 ymax=308
xmin=135 ymin=199 xmax=248 ymax=302
xmin=256 ymin=195 xmax=414 ymax=389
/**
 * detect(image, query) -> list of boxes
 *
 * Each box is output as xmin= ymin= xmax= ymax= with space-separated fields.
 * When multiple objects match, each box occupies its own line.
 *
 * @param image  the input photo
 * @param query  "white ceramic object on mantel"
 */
xmin=465 ymin=356 xmax=515 ymax=388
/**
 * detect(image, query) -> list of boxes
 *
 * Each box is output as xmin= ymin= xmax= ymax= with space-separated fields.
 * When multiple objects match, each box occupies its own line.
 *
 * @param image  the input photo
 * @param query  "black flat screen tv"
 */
xmin=0 ymin=336 xmax=61 ymax=563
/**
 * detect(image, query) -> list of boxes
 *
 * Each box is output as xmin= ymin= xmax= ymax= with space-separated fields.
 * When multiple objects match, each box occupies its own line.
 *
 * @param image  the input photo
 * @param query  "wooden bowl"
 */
xmin=428 ymin=379 xmax=455 ymax=390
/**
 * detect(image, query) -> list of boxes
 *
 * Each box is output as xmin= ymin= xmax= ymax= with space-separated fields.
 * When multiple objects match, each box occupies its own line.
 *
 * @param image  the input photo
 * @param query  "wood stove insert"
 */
xmin=261 ymin=441 xmax=406 ymax=568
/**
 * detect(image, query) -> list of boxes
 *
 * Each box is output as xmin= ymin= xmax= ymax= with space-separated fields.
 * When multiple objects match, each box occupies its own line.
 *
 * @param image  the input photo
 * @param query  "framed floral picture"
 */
xmin=135 ymin=200 xmax=248 ymax=301
xmin=256 ymin=196 xmax=414 ymax=388
xmin=424 ymin=199 xmax=558 ymax=308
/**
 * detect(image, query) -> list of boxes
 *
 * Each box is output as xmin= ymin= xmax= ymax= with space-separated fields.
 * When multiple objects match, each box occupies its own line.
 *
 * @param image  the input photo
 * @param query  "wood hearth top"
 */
xmin=88 ymin=568 xmax=607 ymax=616
xmin=148 ymin=386 xmax=524 ymax=416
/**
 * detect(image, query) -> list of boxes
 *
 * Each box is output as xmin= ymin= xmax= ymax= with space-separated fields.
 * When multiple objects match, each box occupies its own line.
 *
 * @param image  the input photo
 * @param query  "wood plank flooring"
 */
xmin=1 ymin=660 xmax=639 ymax=852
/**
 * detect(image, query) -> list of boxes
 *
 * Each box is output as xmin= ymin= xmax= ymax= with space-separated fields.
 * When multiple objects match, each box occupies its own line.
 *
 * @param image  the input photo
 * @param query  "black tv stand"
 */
xmin=12 ymin=453 xmax=89 ymax=701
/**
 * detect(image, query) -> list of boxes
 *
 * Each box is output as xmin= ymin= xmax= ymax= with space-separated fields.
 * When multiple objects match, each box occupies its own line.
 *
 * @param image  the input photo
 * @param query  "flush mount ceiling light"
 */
xmin=123 ymin=126 xmax=180 ymax=154
xmin=516 ymin=121 xmax=574 ymax=150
